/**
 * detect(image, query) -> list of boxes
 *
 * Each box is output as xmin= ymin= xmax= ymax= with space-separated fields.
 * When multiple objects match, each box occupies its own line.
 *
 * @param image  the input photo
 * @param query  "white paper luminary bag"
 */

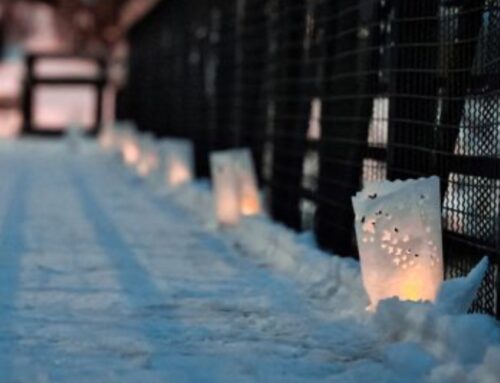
xmin=137 ymin=134 xmax=160 ymax=177
xmin=230 ymin=149 xmax=262 ymax=216
xmin=352 ymin=176 xmax=443 ymax=309
xmin=98 ymin=123 xmax=118 ymax=152
xmin=119 ymin=123 xmax=141 ymax=166
xmin=161 ymin=139 xmax=194 ymax=187
xmin=210 ymin=152 xmax=241 ymax=225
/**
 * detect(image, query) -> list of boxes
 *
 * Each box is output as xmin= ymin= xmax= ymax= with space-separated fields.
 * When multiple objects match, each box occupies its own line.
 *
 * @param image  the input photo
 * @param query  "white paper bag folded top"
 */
xmin=352 ymin=176 xmax=443 ymax=309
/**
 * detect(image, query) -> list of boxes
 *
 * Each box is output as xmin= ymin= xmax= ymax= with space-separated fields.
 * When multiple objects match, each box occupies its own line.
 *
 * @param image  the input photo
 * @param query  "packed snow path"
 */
xmin=0 ymin=140 xmax=498 ymax=383
xmin=0 ymin=140 xmax=367 ymax=382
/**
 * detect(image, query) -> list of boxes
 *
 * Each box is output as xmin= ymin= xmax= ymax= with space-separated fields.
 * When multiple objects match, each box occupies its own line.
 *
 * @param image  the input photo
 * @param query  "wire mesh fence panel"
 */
xmin=267 ymin=0 xmax=309 ymax=230
xmin=120 ymin=0 xmax=500 ymax=317
xmin=314 ymin=0 xmax=382 ymax=254
xmin=238 ymin=0 xmax=269 ymax=182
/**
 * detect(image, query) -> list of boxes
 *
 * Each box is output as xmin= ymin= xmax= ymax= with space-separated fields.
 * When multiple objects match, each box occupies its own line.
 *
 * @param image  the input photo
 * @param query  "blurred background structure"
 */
xmin=0 ymin=0 xmax=156 ymax=135
xmin=0 ymin=0 xmax=499 ymax=318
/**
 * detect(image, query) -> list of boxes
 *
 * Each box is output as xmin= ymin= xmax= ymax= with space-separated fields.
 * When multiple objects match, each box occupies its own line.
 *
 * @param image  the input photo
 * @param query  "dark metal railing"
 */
xmin=118 ymin=0 xmax=500 ymax=317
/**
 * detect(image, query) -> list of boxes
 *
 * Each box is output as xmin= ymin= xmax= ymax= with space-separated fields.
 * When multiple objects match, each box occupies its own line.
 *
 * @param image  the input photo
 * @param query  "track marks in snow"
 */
xmin=2 ymin=149 xmax=158 ymax=381
xmin=0 ymin=167 xmax=29 ymax=380
xmin=72 ymin=153 xmax=351 ymax=381
xmin=0 ymin=142 xmax=399 ymax=382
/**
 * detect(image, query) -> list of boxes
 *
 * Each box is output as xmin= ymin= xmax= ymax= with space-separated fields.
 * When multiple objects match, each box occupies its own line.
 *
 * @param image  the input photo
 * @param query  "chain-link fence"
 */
xmin=117 ymin=0 xmax=500 ymax=317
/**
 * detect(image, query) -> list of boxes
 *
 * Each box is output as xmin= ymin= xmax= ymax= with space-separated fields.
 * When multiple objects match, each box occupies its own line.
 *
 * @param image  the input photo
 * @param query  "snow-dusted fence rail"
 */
xmin=116 ymin=0 xmax=500 ymax=317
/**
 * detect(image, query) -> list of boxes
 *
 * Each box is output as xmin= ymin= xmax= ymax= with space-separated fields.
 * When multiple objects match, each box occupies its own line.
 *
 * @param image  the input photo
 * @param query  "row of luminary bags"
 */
xmin=97 ymin=122 xmax=486 ymax=312
xmin=98 ymin=121 xmax=262 ymax=224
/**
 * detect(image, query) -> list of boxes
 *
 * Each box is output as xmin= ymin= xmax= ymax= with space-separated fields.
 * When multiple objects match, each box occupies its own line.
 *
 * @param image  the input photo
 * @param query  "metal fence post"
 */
xmin=387 ymin=0 xmax=439 ymax=179
xmin=315 ymin=0 xmax=379 ymax=255
xmin=269 ymin=0 xmax=308 ymax=230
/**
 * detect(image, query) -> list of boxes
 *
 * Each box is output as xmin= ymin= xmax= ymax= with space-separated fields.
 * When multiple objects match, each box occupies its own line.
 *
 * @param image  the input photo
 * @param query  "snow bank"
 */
xmin=101 ymin=142 xmax=500 ymax=383
xmin=165 ymin=179 xmax=500 ymax=383
xmin=168 ymin=181 xmax=368 ymax=317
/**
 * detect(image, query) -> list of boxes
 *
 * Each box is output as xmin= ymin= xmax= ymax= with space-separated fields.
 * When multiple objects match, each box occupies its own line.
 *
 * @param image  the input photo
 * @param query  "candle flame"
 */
xmin=241 ymin=196 xmax=261 ymax=216
xmin=239 ymin=177 xmax=261 ymax=216
xmin=400 ymin=278 xmax=423 ymax=301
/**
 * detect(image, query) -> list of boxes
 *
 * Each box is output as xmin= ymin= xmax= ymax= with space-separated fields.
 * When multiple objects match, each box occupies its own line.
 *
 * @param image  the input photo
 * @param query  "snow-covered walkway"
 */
xmin=0 ymin=140 xmax=498 ymax=383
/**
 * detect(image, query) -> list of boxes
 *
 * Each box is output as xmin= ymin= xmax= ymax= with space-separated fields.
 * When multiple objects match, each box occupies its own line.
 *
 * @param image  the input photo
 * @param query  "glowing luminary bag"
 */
xmin=161 ymin=139 xmax=194 ymax=187
xmin=119 ymin=123 xmax=141 ymax=166
xmin=137 ymin=134 xmax=160 ymax=177
xmin=230 ymin=148 xmax=262 ymax=216
xmin=352 ymin=176 xmax=443 ymax=309
xmin=210 ymin=151 xmax=241 ymax=225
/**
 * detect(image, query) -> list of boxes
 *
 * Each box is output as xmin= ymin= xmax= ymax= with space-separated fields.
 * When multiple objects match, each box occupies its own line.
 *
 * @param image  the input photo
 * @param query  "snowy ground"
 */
xmin=0 ymin=139 xmax=498 ymax=383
